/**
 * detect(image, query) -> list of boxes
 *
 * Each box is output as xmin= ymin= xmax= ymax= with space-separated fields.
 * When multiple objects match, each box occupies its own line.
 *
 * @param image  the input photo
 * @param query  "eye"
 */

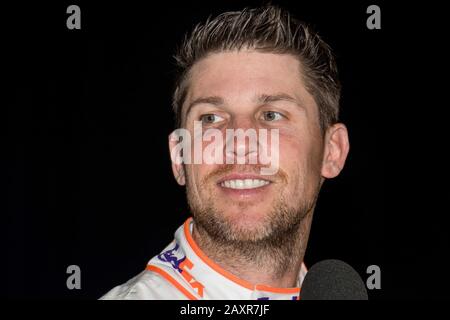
xmin=200 ymin=114 xmax=224 ymax=124
xmin=262 ymin=111 xmax=284 ymax=121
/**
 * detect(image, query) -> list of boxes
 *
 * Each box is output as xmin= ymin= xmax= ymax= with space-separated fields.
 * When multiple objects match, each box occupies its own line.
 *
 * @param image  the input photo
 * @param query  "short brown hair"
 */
xmin=172 ymin=5 xmax=341 ymax=134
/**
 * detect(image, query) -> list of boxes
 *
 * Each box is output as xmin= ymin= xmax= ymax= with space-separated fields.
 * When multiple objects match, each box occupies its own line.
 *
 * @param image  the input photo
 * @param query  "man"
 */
xmin=101 ymin=5 xmax=349 ymax=300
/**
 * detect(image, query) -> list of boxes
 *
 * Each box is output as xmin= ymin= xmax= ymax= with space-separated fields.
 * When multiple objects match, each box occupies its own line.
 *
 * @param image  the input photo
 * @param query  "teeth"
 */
xmin=220 ymin=179 xmax=270 ymax=189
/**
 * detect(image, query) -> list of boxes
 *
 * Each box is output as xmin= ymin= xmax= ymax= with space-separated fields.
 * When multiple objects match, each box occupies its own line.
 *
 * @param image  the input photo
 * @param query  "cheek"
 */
xmin=278 ymin=131 xmax=308 ymax=168
xmin=186 ymin=163 xmax=216 ymax=193
xmin=279 ymin=133 xmax=323 ymax=186
xmin=185 ymin=164 xmax=201 ymax=192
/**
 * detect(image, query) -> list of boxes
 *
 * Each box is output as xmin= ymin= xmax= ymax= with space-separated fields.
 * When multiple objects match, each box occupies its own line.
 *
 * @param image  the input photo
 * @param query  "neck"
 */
xmin=191 ymin=211 xmax=314 ymax=288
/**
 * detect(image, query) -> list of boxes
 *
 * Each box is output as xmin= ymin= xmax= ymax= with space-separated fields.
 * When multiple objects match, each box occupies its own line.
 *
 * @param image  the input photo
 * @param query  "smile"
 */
xmin=219 ymin=179 xmax=270 ymax=190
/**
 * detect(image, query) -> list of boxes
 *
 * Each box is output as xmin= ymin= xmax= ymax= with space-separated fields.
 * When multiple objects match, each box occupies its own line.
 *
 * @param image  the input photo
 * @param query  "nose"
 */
xmin=224 ymin=116 xmax=259 ymax=165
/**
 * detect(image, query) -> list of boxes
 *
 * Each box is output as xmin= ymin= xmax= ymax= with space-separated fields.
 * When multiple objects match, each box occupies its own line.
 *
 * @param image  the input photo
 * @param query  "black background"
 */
xmin=4 ymin=0 xmax=448 ymax=300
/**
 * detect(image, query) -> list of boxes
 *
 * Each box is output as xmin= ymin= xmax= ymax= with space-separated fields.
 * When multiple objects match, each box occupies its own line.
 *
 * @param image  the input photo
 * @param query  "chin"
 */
xmin=221 ymin=206 xmax=271 ymax=229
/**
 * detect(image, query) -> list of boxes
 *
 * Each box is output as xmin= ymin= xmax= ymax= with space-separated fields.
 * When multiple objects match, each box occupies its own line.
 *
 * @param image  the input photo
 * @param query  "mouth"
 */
xmin=219 ymin=179 xmax=270 ymax=190
xmin=217 ymin=174 xmax=272 ymax=190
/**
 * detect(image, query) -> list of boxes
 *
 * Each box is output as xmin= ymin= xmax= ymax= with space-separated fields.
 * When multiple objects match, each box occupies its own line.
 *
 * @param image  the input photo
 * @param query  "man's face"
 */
xmin=171 ymin=50 xmax=342 ymax=243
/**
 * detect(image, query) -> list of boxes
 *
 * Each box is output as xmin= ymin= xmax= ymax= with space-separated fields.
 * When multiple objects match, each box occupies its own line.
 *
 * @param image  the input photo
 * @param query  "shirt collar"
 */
xmin=175 ymin=217 xmax=307 ymax=300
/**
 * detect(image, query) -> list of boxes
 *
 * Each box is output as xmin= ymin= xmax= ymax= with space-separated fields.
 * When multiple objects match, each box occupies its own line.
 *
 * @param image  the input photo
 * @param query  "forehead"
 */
xmin=184 ymin=50 xmax=315 ymax=108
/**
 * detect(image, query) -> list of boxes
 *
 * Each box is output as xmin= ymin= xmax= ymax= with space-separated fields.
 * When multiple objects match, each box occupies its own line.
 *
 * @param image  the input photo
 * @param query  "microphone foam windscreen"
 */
xmin=300 ymin=259 xmax=368 ymax=300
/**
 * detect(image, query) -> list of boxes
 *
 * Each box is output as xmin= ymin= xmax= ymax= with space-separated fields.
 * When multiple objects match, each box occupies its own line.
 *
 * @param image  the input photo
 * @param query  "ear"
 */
xmin=321 ymin=123 xmax=350 ymax=179
xmin=168 ymin=131 xmax=186 ymax=186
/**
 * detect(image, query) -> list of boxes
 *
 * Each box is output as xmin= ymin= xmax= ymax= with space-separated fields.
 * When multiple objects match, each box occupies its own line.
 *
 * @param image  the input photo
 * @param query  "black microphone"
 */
xmin=300 ymin=259 xmax=368 ymax=300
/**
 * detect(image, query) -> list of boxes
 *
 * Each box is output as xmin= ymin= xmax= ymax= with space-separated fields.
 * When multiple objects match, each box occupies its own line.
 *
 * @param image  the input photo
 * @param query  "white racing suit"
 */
xmin=101 ymin=217 xmax=307 ymax=300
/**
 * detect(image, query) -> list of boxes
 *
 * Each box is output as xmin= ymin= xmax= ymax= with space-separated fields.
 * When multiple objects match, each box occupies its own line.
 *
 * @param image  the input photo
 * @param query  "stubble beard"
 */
xmin=186 ymin=168 xmax=320 ymax=278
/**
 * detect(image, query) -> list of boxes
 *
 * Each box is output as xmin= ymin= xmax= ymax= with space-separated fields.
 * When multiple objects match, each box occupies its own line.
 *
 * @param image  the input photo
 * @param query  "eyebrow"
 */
xmin=257 ymin=93 xmax=302 ymax=107
xmin=184 ymin=96 xmax=225 ymax=118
